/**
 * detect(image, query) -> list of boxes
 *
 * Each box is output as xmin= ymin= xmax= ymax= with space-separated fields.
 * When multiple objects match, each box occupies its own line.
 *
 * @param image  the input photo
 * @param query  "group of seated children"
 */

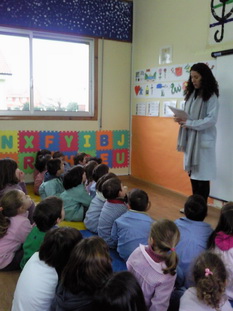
xmin=1 ymin=153 xmax=233 ymax=311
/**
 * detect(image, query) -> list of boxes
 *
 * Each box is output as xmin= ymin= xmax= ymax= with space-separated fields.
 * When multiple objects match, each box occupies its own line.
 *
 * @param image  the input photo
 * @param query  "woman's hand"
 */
xmin=174 ymin=116 xmax=187 ymax=127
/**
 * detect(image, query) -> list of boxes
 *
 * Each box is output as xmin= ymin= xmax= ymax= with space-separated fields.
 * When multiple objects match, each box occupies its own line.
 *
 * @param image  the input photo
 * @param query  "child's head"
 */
xmin=0 ymin=158 xmax=19 ymax=189
xmin=95 ymin=271 xmax=147 ymax=311
xmin=149 ymin=219 xmax=180 ymax=275
xmin=61 ymin=236 xmax=112 ymax=295
xmin=34 ymin=154 xmax=52 ymax=173
xmin=184 ymin=194 xmax=208 ymax=221
xmin=33 ymin=196 xmax=64 ymax=232
xmin=86 ymin=156 xmax=102 ymax=164
xmin=73 ymin=152 xmax=87 ymax=166
xmin=85 ymin=160 xmax=98 ymax=184
xmin=35 ymin=149 xmax=51 ymax=162
xmin=208 ymin=202 xmax=233 ymax=248
xmin=47 ymin=158 xmax=64 ymax=176
xmin=53 ymin=151 xmax=64 ymax=160
xmin=39 ymin=227 xmax=82 ymax=277
xmin=1 ymin=189 xmax=32 ymax=216
xmin=193 ymin=251 xmax=227 ymax=310
xmin=128 ymin=189 xmax=150 ymax=212
xmin=214 ymin=202 xmax=233 ymax=235
xmin=102 ymin=177 xmax=125 ymax=200
xmin=92 ymin=164 xmax=109 ymax=183
xmin=0 ymin=190 xmax=32 ymax=238
xmin=96 ymin=173 xmax=117 ymax=193
xmin=63 ymin=166 xmax=85 ymax=190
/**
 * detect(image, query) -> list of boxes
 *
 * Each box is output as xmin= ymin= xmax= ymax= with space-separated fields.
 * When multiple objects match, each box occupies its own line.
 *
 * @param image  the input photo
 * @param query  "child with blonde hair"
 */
xmin=180 ymin=251 xmax=231 ymax=311
xmin=127 ymin=219 xmax=180 ymax=311
xmin=0 ymin=190 xmax=32 ymax=271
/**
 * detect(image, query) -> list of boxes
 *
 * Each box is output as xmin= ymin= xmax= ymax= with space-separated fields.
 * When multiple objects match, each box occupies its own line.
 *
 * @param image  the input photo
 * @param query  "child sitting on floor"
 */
xmin=60 ymin=166 xmax=91 ymax=221
xmin=39 ymin=158 xmax=65 ymax=199
xmin=0 ymin=190 xmax=32 ymax=271
xmin=111 ymin=188 xmax=154 ymax=261
xmin=208 ymin=202 xmax=233 ymax=305
xmin=20 ymin=196 xmax=64 ymax=269
xmin=98 ymin=177 xmax=128 ymax=248
xmin=73 ymin=152 xmax=88 ymax=167
xmin=179 ymin=251 xmax=232 ymax=311
xmin=53 ymin=151 xmax=71 ymax=175
xmin=34 ymin=154 xmax=52 ymax=195
xmin=89 ymin=163 xmax=109 ymax=199
xmin=12 ymin=227 xmax=82 ymax=311
xmin=84 ymin=172 xmax=117 ymax=233
xmin=127 ymin=219 xmax=180 ymax=311
xmin=175 ymin=194 xmax=213 ymax=288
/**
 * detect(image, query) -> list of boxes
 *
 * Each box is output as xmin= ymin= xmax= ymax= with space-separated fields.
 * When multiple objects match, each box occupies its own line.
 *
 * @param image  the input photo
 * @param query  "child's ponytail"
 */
xmin=150 ymin=219 xmax=180 ymax=275
xmin=0 ymin=190 xmax=24 ymax=238
xmin=193 ymin=251 xmax=227 ymax=311
xmin=0 ymin=211 xmax=10 ymax=238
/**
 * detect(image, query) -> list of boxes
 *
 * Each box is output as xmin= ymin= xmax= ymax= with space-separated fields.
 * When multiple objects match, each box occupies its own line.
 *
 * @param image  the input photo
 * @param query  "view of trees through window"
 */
xmin=0 ymin=30 xmax=93 ymax=116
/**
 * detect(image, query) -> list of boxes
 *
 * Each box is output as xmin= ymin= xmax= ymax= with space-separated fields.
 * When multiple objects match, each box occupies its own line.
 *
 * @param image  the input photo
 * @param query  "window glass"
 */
xmin=0 ymin=28 xmax=95 ymax=118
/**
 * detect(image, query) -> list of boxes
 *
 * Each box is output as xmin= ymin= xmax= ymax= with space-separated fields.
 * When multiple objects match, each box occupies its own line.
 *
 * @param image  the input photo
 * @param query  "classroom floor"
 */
xmin=0 ymin=175 xmax=221 ymax=311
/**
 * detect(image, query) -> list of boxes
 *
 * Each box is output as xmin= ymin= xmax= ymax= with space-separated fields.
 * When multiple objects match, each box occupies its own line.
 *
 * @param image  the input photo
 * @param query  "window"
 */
xmin=0 ymin=27 xmax=97 ymax=120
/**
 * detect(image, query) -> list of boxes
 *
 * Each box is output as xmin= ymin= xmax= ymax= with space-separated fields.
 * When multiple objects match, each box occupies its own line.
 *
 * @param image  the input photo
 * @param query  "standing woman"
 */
xmin=175 ymin=63 xmax=219 ymax=203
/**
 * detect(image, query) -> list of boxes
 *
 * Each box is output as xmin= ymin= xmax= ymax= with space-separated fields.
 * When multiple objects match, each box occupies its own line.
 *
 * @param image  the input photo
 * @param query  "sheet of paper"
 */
xmin=168 ymin=106 xmax=189 ymax=119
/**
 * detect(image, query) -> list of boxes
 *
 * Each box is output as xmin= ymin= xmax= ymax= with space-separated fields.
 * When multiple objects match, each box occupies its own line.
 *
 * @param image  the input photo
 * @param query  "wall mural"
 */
xmin=0 ymin=0 xmax=133 ymax=42
xmin=210 ymin=0 xmax=233 ymax=44
xmin=0 ymin=130 xmax=130 ymax=173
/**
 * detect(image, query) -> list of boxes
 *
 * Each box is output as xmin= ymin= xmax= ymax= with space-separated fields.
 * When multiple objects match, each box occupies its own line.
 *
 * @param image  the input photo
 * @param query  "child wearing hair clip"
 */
xmin=127 ymin=219 xmax=180 ymax=311
xmin=180 ymin=251 xmax=231 ymax=311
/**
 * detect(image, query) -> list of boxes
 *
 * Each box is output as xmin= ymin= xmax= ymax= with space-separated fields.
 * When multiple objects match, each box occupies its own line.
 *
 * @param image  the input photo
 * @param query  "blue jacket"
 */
xmin=175 ymin=217 xmax=213 ymax=287
xmin=111 ymin=210 xmax=154 ymax=261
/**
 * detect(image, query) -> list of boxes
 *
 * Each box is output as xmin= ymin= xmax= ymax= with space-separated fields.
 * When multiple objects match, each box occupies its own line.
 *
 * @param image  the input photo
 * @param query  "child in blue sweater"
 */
xmin=111 ymin=189 xmax=154 ymax=261
xmin=98 ymin=177 xmax=127 ymax=248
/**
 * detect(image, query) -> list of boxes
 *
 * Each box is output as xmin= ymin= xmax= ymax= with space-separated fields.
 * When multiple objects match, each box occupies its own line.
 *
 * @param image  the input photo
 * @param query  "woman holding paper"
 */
xmin=174 ymin=63 xmax=219 ymax=204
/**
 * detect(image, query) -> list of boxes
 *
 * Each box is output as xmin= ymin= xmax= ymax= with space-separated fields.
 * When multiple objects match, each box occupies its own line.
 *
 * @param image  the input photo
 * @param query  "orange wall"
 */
xmin=131 ymin=115 xmax=191 ymax=196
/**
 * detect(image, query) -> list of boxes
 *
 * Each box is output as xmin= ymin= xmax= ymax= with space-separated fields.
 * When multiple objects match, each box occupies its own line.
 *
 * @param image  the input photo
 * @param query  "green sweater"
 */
xmin=20 ymin=226 xmax=46 ymax=269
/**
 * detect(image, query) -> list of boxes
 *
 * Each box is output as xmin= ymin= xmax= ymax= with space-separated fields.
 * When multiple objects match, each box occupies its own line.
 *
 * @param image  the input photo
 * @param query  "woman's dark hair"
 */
xmin=208 ymin=202 xmax=233 ymax=249
xmin=47 ymin=158 xmax=62 ymax=175
xmin=61 ymin=236 xmax=112 ymax=295
xmin=95 ymin=271 xmax=147 ymax=311
xmin=184 ymin=63 xmax=219 ymax=101
xmin=0 ymin=158 xmax=19 ymax=190
xmin=39 ymin=227 xmax=82 ymax=277
xmin=102 ymin=177 xmax=122 ymax=200
xmin=96 ymin=173 xmax=117 ymax=192
xmin=85 ymin=160 xmax=98 ymax=185
xmin=193 ymin=251 xmax=227 ymax=310
xmin=33 ymin=196 xmax=63 ymax=232
xmin=184 ymin=194 xmax=207 ymax=221
xmin=34 ymin=154 xmax=52 ymax=172
xmin=0 ymin=190 xmax=25 ymax=238
xmin=63 ymin=166 xmax=84 ymax=190
xmin=128 ymin=189 xmax=149 ymax=212
xmin=92 ymin=164 xmax=109 ymax=182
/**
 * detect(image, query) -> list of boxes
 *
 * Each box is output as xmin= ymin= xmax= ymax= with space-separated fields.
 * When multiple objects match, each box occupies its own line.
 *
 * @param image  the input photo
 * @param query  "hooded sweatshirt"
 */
xmin=214 ymin=231 xmax=233 ymax=300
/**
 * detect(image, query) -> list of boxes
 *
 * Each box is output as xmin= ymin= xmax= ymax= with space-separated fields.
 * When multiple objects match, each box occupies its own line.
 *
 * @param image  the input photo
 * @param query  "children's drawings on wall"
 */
xmin=0 ymin=130 xmax=130 ymax=173
xmin=134 ymin=60 xmax=216 ymax=99
xmin=147 ymin=101 xmax=160 ymax=116
xmin=136 ymin=103 xmax=147 ymax=116
xmin=163 ymin=101 xmax=177 ymax=117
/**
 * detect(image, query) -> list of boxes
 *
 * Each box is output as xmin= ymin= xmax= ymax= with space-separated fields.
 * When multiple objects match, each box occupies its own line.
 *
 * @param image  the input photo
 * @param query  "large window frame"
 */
xmin=0 ymin=27 xmax=98 ymax=120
